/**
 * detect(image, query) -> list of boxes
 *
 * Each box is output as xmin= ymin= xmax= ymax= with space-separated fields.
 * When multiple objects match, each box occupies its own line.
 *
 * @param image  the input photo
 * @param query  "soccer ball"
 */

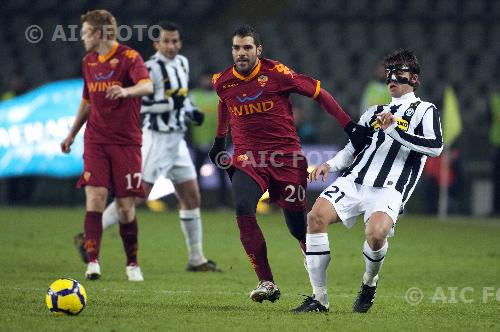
xmin=46 ymin=278 xmax=87 ymax=315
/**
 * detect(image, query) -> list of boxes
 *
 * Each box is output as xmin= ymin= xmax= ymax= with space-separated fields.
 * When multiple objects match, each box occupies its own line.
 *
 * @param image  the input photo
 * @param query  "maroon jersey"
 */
xmin=212 ymin=58 xmax=320 ymax=154
xmin=82 ymin=43 xmax=150 ymax=146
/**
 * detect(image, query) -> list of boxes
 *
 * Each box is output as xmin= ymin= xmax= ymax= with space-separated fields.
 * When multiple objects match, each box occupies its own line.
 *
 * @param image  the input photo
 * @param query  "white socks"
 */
xmin=180 ymin=208 xmax=207 ymax=266
xmin=362 ymin=240 xmax=388 ymax=287
xmin=102 ymin=201 xmax=119 ymax=229
xmin=305 ymin=233 xmax=331 ymax=307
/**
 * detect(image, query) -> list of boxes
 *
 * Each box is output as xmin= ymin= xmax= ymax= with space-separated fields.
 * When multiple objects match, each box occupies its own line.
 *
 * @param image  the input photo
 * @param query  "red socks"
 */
xmin=119 ymin=218 xmax=139 ymax=266
xmin=84 ymin=211 xmax=103 ymax=262
xmin=237 ymin=215 xmax=273 ymax=282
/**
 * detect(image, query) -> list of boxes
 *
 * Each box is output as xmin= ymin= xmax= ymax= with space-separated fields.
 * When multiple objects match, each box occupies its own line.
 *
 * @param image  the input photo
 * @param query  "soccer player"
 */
xmin=292 ymin=49 xmax=443 ymax=312
xmin=209 ymin=25 xmax=372 ymax=302
xmin=88 ymin=22 xmax=220 ymax=272
xmin=61 ymin=9 xmax=153 ymax=281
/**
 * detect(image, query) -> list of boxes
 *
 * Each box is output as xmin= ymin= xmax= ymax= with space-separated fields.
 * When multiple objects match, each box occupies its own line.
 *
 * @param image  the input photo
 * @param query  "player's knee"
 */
xmin=86 ymin=193 xmax=107 ymax=212
xmin=307 ymin=209 xmax=329 ymax=233
xmin=234 ymin=196 xmax=257 ymax=216
xmin=365 ymin=226 xmax=388 ymax=250
xmin=116 ymin=203 xmax=135 ymax=223
xmin=284 ymin=210 xmax=306 ymax=242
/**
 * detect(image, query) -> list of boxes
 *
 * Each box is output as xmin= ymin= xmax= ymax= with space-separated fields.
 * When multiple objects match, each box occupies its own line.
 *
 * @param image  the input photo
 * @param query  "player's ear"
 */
xmin=410 ymin=73 xmax=418 ymax=84
xmin=257 ymin=45 xmax=263 ymax=56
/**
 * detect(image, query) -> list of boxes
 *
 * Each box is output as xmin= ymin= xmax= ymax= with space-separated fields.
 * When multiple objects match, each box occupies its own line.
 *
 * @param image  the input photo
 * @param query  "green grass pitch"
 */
xmin=0 ymin=207 xmax=499 ymax=331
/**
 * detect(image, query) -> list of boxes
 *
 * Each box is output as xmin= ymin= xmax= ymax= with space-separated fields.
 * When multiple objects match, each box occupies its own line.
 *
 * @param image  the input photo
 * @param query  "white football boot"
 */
xmin=85 ymin=261 xmax=101 ymax=280
xmin=126 ymin=265 xmax=144 ymax=282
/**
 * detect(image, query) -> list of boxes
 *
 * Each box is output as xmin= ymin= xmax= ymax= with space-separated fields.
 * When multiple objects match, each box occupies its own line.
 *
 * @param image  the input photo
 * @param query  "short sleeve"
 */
xmin=276 ymin=63 xmax=320 ymax=99
xmin=126 ymin=51 xmax=151 ymax=84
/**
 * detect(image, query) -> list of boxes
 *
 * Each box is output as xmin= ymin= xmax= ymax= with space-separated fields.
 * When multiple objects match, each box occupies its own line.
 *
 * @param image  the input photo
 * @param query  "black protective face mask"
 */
xmin=385 ymin=65 xmax=416 ymax=87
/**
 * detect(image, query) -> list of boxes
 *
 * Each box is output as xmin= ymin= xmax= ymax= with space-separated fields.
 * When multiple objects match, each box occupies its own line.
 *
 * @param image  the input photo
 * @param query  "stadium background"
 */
xmin=0 ymin=0 xmax=498 ymax=216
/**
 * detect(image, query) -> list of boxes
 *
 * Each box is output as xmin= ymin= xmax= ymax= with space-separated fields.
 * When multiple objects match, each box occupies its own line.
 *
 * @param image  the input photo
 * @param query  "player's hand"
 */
xmin=105 ymin=85 xmax=129 ymax=100
xmin=187 ymin=109 xmax=204 ymax=126
xmin=60 ymin=135 xmax=74 ymax=153
xmin=376 ymin=112 xmax=396 ymax=130
xmin=343 ymin=121 xmax=373 ymax=152
xmin=309 ymin=163 xmax=331 ymax=182
xmin=208 ymin=136 xmax=229 ymax=168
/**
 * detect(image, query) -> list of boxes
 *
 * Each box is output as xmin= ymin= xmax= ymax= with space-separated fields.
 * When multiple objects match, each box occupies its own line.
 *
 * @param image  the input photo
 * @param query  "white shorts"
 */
xmin=142 ymin=129 xmax=197 ymax=185
xmin=319 ymin=177 xmax=403 ymax=237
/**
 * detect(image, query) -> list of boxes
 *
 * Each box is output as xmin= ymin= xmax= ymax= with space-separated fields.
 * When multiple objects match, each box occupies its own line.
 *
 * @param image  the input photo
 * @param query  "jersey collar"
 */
xmin=391 ymin=92 xmax=417 ymax=104
xmin=154 ymin=51 xmax=177 ymax=63
xmin=232 ymin=59 xmax=261 ymax=81
xmin=98 ymin=42 xmax=119 ymax=63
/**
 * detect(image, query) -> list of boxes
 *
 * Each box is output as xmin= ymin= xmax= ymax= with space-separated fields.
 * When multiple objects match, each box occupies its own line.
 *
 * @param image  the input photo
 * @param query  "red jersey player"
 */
xmin=209 ymin=25 xmax=372 ymax=302
xmin=60 ymin=10 xmax=153 ymax=281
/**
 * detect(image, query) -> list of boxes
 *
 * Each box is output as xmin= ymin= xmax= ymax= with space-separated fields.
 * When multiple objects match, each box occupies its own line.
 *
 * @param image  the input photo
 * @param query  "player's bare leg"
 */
xmin=353 ymin=212 xmax=392 ymax=313
xmin=115 ymin=196 xmax=143 ymax=281
xmin=83 ymin=186 xmax=108 ymax=280
xmin=292 ymin=197 xmax=339 ymax=312
xmin=174 ymin=179 xmax=220 ymax=272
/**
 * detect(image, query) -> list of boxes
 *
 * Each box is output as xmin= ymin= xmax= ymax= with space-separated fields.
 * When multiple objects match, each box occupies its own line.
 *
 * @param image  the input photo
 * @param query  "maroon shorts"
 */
xmin=232 ymin=151 xmax=308 ymax=211
xmin=77 ymin=144 xmax=145 ymax=197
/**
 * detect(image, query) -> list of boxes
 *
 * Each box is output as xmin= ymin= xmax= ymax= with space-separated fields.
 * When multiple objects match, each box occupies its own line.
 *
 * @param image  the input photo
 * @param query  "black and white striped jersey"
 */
xmin=141 ymin=52 xmax=195 ymax=133
xmin=326 ymin=92 xmax=443 ymax=208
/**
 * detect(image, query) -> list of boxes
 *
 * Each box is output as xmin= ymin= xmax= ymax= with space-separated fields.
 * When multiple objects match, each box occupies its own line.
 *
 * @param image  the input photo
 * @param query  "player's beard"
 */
xmin=236 ymin=57 xmax=256 ymax=75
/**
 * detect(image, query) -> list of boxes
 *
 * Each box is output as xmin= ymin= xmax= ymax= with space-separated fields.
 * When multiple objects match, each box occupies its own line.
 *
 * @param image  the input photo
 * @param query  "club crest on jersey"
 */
xmin=405 ymin=108 xmax=415 ymax=117
xmin=257 ymin=75 xmax=268 ymax=87
xmin=110 ymin=58 xmax=120 ymax=68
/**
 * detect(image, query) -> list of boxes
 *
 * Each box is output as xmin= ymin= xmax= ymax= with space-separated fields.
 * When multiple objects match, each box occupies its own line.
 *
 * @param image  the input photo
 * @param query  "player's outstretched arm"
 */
xmin=106 ymin=80 xmax=153 ymax=100
xmin=61 ymin=99 xmax=90 ymax=153
xmin=315 ymin=88 xmax=373 ymax=151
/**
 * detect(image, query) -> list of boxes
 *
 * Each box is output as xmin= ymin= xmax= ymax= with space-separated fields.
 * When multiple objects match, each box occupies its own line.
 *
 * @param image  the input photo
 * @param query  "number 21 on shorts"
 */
xmin=125 ymin=173 xmax=142 ymax=190
xmin=323 ymin=185 xmax=345 ymax=203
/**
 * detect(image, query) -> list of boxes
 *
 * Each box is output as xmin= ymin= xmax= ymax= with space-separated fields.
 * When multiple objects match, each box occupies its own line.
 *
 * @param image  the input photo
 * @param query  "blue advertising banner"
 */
xmin=0 ymin=79 xmax=84 ymax=178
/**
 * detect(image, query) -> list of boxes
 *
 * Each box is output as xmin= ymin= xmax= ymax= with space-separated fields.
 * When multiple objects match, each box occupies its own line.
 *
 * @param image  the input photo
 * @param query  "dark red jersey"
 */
xmin=212 ymin=58 xmax=321 ymax=154
xmin=82 ymin=43 xmax=150 ymax=145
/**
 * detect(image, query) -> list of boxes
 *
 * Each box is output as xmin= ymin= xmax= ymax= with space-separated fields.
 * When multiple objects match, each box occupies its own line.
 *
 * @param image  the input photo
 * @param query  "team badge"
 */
xmin=83 ymin=171 xmax=91 ymax=182
xmin=405 ymin=108 xmax=415 ymax=117
xmin=257 ymin=75 xmax=268 ymax=87
xmin=110 ymin=58 xmax=120 ymax=68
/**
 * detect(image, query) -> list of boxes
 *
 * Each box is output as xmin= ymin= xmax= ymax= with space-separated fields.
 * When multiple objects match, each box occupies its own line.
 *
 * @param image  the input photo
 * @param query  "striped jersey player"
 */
xmin=293 ymin=49 xmax=443 ymax=313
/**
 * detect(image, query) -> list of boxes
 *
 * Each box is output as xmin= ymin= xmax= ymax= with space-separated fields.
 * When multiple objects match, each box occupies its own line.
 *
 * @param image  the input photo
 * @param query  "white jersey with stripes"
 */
xmin=326 ymin=92 xmax=443 ymax=208
xmin=141 ymin=52 xmax=195 ymax=133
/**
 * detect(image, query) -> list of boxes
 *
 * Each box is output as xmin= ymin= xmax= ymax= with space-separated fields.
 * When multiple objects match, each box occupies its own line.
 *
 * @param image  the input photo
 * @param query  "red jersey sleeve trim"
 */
xmin=136 ymin=78 xmax=152 ymax=85
xmin=98 ymin=42 xmax=119 ymax=63
xmin=231 ymin=59 xmax=261 ymax=81
xmin=312 ymin=80 xmax=321 ymax=99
